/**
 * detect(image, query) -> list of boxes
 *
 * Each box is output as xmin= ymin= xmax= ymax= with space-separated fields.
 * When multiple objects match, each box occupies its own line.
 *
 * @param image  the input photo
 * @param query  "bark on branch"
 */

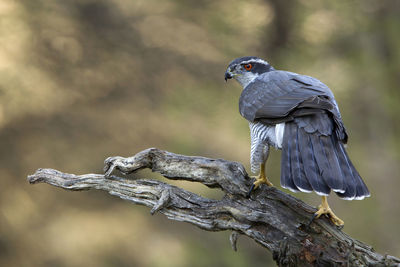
xmin=27 ymin=148 xmax=399 ymax=266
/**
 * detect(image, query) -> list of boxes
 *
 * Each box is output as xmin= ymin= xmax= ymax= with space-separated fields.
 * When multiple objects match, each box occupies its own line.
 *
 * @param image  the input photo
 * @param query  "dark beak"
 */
xmin=224 ymin=71 xmax=233 ymax=82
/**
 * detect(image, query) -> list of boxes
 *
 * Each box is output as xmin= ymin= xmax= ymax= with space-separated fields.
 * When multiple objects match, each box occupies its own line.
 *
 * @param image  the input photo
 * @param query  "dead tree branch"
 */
xmin=27 ymin=148 xmax=399 ymax=266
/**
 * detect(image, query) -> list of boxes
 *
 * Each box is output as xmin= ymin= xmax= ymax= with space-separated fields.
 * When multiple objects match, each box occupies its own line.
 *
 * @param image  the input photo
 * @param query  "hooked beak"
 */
xmin=224 ymin=70 xmax=233 ymax=82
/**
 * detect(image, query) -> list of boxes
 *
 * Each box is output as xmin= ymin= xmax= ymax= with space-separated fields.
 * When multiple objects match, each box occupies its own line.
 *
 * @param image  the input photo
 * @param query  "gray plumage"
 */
xmin=225 ymin=56 xmax=370 ymax=200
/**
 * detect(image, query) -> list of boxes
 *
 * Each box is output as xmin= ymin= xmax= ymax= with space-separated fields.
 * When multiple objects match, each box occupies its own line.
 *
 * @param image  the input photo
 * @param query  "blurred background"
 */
xmin=1 ymin=0 xmax=399 ymax=266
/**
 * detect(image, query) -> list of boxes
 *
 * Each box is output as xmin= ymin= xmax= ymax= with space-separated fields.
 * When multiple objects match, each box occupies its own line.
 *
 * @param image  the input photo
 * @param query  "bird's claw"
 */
xmin=247 ymin=174 xmax=273 ymax=198
xmin=309 ymin=203 xmax=345 ymax=227
xmin=253 ymin=175 xmax=273 ymax=187
xmin=307 ymin=213 xmax=319 ymax=227
xmin=246 ymin=183 xmax=256 ymax=198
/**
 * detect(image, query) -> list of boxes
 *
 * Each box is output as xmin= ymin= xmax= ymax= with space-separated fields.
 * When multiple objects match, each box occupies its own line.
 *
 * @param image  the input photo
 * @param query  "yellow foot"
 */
xmin=252 ymin=174 xmax=273 ymax=188
xmin=312 ymin=196 xmax=344 ymax=227
xmin=247 ymin=163 xmax=273 ymax=198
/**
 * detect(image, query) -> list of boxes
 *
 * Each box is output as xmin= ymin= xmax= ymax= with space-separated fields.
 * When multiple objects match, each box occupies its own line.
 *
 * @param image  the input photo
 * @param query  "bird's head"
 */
xmin=224 ymin=56 xmax=273 ymax=87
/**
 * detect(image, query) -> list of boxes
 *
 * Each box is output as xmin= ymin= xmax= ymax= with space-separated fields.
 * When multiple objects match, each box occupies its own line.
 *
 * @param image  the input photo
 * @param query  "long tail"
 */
xmin=281 ymin=122 xmax=370 ymax=200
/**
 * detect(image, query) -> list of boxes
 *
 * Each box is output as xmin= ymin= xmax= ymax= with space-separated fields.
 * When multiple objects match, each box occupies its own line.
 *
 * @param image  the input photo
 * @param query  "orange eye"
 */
xmin=244 ymin=64 xmax=252 ymax=71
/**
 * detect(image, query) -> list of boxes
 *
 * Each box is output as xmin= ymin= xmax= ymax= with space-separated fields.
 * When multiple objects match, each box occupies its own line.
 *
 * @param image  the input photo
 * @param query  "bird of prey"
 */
xmin=224 ymin=56 xmax=370 ymax=226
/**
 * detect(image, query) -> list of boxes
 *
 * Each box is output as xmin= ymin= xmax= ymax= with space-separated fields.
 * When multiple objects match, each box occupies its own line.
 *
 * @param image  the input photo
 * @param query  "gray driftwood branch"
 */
xmin=27 ymin=148 xmax=399 ymax=266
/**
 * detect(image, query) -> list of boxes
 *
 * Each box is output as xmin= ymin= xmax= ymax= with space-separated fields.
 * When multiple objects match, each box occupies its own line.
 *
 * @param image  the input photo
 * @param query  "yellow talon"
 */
xmin=252 ymin=162 xmax=273 ymax=189
xmin=247 ymin=163 xmax=273 ymax=197
xmin=314 ymin=196 xmax=344 ymax=226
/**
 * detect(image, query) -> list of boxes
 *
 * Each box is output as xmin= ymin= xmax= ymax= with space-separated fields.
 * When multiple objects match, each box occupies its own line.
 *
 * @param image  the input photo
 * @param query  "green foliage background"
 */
xmin=1 ymin=0 xmax=399 ymax=266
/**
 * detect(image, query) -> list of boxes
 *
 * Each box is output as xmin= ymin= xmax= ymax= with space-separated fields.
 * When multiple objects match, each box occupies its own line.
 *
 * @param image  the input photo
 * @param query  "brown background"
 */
xmin=1 ymin=0 xmax=399 ymax=266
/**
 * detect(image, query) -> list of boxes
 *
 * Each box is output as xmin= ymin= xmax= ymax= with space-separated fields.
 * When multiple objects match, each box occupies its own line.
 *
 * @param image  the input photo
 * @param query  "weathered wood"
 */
xmin=27 ymin=148 xmax=399 ymax=266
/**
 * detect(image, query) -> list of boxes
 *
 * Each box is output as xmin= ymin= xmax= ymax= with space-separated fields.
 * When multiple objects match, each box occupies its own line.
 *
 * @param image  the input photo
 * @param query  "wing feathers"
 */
xmin=239 ymin=70 xmax=348 ymax=142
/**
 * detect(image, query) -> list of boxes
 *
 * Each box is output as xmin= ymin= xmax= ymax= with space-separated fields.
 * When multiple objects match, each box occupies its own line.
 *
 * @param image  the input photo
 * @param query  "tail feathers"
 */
xmin=281 ymin=124 xmax=299 ymax=193
xmin=310 ymin=133 xmax=346 ymax=193
xmin=281 ymin=122 xmax=370 ymax=200
xmin=288 ymin=123 xmax=313 ymax=192
xmin=348 ymin=159 xmax=370 ymax=199
xmin=297 ymin=126 xmax=330 ymax=195
xmin=335 ymin=144 xmax=370 ymax=200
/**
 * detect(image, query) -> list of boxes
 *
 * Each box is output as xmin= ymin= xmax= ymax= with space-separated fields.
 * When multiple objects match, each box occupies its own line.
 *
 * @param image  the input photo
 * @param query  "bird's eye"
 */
xmin=244 ymin=64 xmax=253 ymax=71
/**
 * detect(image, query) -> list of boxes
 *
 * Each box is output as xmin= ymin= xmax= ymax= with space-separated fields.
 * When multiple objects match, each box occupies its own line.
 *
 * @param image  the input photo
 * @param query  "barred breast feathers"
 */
xmin=249 ymin=122 xmax=285 ymax=173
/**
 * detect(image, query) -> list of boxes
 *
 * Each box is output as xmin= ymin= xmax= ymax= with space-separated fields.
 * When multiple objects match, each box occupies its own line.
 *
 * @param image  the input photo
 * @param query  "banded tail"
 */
xmin=281 ymin=121 xmax=370 ymax=200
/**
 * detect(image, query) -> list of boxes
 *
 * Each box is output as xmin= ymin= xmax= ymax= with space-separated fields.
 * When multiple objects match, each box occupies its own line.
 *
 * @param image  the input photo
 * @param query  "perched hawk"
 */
xmin=224 ymin=56 xmax=370 ymax=226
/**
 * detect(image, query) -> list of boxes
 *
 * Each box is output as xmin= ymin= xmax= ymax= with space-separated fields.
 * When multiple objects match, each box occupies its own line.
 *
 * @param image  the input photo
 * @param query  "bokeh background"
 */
xmin=1 ymin=0 xmax=400 ymax=266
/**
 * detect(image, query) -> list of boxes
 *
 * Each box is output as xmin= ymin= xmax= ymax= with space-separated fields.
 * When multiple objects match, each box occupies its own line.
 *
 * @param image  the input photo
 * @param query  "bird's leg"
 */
xmin=247 ymin=163 xmax=273 ymax=197
xmin=254 ymin=162 xmax=273 ymax=187
xmin=312 ymin=196 xmax=344 ymax=227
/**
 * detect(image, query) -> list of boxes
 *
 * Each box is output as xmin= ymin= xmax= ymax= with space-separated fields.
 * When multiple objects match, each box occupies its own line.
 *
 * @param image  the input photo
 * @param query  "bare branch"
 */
xmin=28 ymin=148 xmax=400 ymax=266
